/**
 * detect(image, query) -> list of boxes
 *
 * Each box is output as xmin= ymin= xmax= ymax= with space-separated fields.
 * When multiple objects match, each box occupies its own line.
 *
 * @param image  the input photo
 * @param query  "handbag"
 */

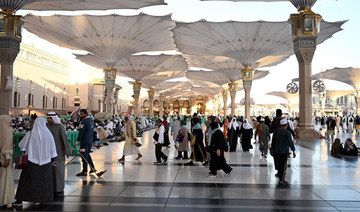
xmin=176 ymin=134 xmax=184 ymax=143
xmin=15 ymin=154 xmax=29 ymax=169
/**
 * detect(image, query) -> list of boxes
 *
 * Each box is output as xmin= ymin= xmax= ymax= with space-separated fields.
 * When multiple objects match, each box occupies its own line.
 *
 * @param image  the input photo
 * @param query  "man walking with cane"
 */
xmin=75 ymin=109 xmax=96 ymax=176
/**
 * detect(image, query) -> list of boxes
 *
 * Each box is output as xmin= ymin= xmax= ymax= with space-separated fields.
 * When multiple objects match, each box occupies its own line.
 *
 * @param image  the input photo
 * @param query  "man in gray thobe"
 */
xmin=46 ymin=112 xmax=71 ymax=196
xmin=171 ymin=116 xmax=181 ymax=159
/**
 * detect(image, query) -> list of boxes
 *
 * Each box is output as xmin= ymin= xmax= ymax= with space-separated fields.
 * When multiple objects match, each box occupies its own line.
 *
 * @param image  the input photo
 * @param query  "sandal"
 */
xmin=76 ymin=172 xmax=87 ymax=177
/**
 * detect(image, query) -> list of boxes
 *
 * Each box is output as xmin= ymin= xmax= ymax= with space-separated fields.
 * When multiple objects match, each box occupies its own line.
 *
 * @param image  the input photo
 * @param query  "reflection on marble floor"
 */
xmin=6 ymin=128 xmax=360 ymax=212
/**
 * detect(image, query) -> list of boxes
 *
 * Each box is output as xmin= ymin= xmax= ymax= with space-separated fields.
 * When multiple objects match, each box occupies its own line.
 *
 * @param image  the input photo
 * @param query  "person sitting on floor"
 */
xmin=343 ymin=138 xmax=358 ymax=156
xmin=330 ymin=138 xmax=344 ymax=155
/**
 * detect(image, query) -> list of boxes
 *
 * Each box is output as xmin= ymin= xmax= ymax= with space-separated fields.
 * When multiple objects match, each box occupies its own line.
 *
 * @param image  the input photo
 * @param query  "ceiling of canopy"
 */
xmin=0 ymin=0 xmax=165 ymax=11
xmin=312 ymin=68 xmax=360 ymax=91
xmin=25 ymin=14 xmax=176 ymax=67
xmin=173 ymin=20 xmax=345 ymax=68
xmin=325 ymin=90 xmax=355 ymax=101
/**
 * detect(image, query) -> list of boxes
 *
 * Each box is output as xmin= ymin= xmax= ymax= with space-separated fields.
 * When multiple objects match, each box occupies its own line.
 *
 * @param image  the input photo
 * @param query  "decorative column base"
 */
xmin=295 ymin=128 xmax=320 ymax=139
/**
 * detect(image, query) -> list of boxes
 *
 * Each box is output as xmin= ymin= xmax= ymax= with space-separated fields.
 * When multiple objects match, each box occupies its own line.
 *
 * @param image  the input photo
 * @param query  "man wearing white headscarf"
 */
xmin=0 ymin=115 xmax=14 ymax=208
xmin=118 ymin=114 xmax=142 ymax=162
xmin=15 ymin=118 xmax=57 ymax=205
xmin=46 ymin=112 xmax=71 ymax=196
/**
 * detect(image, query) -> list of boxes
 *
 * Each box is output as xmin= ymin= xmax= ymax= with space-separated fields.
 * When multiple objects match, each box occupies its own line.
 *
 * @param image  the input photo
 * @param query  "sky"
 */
xmin=17 ymin=0 xmax=360 ymax=104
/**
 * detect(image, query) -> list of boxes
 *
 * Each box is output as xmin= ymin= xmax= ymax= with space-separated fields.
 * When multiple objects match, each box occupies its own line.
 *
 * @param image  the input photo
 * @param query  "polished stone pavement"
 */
xmin=3 ymin=126 xmax=360 ymax=212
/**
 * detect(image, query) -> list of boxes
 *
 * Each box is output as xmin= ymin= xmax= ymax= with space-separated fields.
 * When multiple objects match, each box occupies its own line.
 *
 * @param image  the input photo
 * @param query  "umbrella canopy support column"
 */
xmin=222 ymin=89 xmax=228 ymax=117
xmin=217 ymin=96 xmax=222 ymax=116
xmin=355 ymin=91 xmax=360 ymax=115
xmin=242 ymin=67 xmax=254 ymax=121
xmin=321 ymin=93 xmax=326 ymax=117
xmin=148 ymin=88 xmax=155 ymax=117
xmin=0 ymin=10 xmax=22 ymax=115
xmin=228 ymin=82 xmax=237 ymax=117
xmin=133 ymin=81 xmax=141 ymax=116
xmin=159 ymin=94 xmax=165 ymax=117
xmin=289 ymin=6 xmax=322 ymax=138
xmin=243 ymin=81 xmax=252 ymax=121
xmin=104 ymin=66 xmax=117 ymax=114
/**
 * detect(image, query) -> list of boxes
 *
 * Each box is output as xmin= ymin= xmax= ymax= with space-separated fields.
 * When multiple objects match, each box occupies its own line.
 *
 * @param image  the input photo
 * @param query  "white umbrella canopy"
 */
xmin=115 ymin=55 xmax=188 ymax=81
xmin=76 ymin=54 xmax=187 ymax=82
xmin=173 ymin=20 xmax=345 ymax=69
xmin=187 ymin=70 xmax=230 ymax=88
xmin=187 ymin=69 xmax=269 ymax=89
xmin=155 ymin=81 xmax=192 ymax=93
xmin=200 ymin=0 xmax=321 ymax=10
xmin=141 ymin=72 xmax=186 ymax=88
xmin=191 ymin=86 xmax=223 ymax=96
xmin=25 ymin=14 xmax=176 ymax=67
xmin=1 ymin=0 xmax=165 ymax=11
xmin=312 ymin=68 xmax=360 ymax=91
xmin=325 ymin=90 xmax=355 ymax=102
xmin=266 ymin=91 xmax=299 ymax=102
xmin=190 ymin=80 xmax=222 ymax=89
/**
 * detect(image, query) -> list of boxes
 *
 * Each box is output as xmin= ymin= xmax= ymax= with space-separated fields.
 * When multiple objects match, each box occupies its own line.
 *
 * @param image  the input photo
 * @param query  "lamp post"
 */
xmin=289 ymin=2 xmax=322 ymax=138
xmin=0 ymin=9 xmax=23 ymax=114
xmin=228 ymin=81 xmax=238 ymax=117
xmin=241 ymin=66 xmax=254 ymax=121
xmin=103 ymin=66 xmax=117 ymax=114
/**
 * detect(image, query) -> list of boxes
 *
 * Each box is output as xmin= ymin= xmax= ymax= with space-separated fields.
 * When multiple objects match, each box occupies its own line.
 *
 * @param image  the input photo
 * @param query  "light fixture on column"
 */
xmin=0 ymin=9 xmax=24 ymax=37
xmin=104 ymin=66 xmax=117 ymax=80
xmin=289 ymin=5 xmax=322 ymax=37
xmin=241 ymin=66 xmax=254 ymax=81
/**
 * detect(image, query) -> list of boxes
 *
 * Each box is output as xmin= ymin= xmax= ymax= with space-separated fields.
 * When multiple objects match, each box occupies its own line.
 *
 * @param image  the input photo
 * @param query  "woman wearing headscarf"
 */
xmin=0 ymin=115 xmax=14 ymax=208
xmin=331 ymin=138 xmax=344 ymax=155
xmin=208 ymin=122 xmax=232 ymax=177
xmin=343 ymin=138 xmax=358 ymax=156
xmin=240 ymin=119 xmax=253 ymax=152
xmin=228 ymin=117 xmax=240 ymax=152
xmin=14 ymin=118 xmax=57 ymax=205
xmin=176 ymin=120 xmax=190 ymax=159
xmin=185 ymin=117 xmax=207 ymax=166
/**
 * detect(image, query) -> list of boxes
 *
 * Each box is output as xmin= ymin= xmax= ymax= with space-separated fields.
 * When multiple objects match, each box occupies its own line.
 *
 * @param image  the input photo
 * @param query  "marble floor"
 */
xmin=3 ymin=126 xmax=360 ymax=212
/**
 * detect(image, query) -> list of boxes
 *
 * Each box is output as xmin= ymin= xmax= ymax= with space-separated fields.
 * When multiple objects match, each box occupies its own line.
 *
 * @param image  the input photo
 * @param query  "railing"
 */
xmin=13 ymin=131 xmax=80 ymax=160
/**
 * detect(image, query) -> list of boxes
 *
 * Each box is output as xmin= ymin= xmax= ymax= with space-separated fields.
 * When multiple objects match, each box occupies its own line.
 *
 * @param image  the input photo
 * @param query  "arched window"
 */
xmin=13 ymin=92 xmax=19 ymax=107
xmin=28 ymin=93 xmax=34 ymax=107
xmin=53 ymin=97 xmax=57 ymax=109
xmin=62 ymin=98 xmax=66 ymax=109
xmin=43 ymin=95 xmax=47 ymax=109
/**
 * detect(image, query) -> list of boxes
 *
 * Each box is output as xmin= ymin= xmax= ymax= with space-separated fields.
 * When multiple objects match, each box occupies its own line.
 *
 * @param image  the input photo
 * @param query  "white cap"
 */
xmin=280 ymin=118 xmax=288 ymax=125
xmin=260 ymin=118 xmax=265 ymax=122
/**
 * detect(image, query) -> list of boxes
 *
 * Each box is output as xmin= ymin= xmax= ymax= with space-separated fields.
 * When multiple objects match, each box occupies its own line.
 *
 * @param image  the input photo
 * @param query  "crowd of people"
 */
xmin=2 ymin=108 xmax=360 ymax=208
